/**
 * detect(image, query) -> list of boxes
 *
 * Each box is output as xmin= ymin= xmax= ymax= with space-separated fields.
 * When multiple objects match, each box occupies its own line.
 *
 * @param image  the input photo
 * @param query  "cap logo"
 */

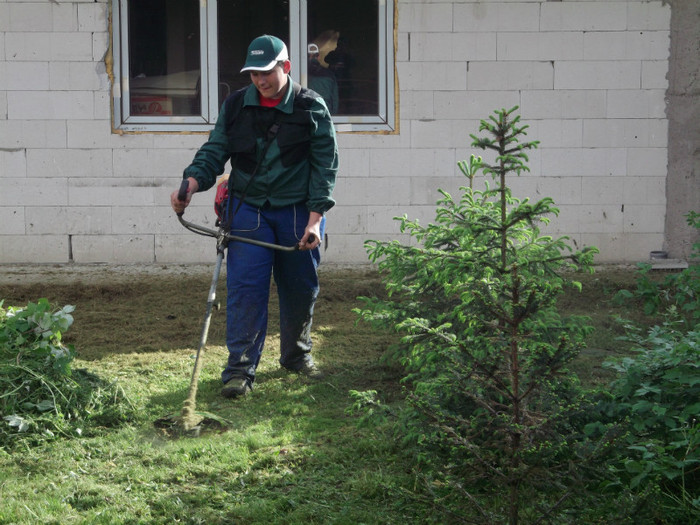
xmin=251 ymin=50 xmax=264 ymax=55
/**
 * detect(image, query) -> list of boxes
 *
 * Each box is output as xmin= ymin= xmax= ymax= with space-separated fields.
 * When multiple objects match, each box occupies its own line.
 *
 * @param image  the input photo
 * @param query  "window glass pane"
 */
xmin=217 ymin=0 xmax=291 ymax=108
xmin=307 ymin=0 xmax=378 ymax=116
xmin=128 ymin=0 xmax=201 ymax=116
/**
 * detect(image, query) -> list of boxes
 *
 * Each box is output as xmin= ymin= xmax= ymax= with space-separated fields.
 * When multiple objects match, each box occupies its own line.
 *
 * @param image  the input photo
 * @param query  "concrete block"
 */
xmin=410 ymin=32 xmax=497 ymax=62
xmin=156 ymin=233 xmax=217 ymax=264
xmin=410 ymin=175 xmax=464 ymax=207
xmin=528 ymin=119 xmax=583 ymax=148
xmin=622 ymin=176 xmax=665 ymax=205
xmin=27 ymin=148 xmax=113 ymax=178
xmin=367 ymin=204 xmax=436 ymax=234
xmin=7 ymin=91 xmax=94 ymax=120
xmin=583 ymin=31 xmax=669 ymax=61
xmin=583 ymin=119 xmax=653 ymax=148
xmin=453 ymin=2 xmax=540 ymax=32
xmin=5 ymin=32 xmax=52 ymax=61
xmin=398 ymin=61 xmax=467 ymax=91
xmin=621 ymin=233 xmax=666 ymax=263
xmin=409 ymin=148 xmax=458 ymax=179
xmin=77 ymin=3 xmax=108 ymax=32
xmin=520 ymin=90 xmax=606 ymax=119
xmin=507 ymin=175 xmax=582 ymax=206
xmin=648 ymin=119 xmax=668 ymax=148
xmin=336 ymin=123 xmax=411 ymax=149
xmin=67 ymin=120 xmax=155 ymax=149
xmin=112 ymin=205 xmax=180 ymax=235
xmin=579 ymin=204 xmax=625 ymax=234
xmin=497 ymin=32 xmax=583 ymax=61
xmin=468 ymin=61 xmax=553 ymax=90
xmin=93 ymin=32 xmax=110 ymax=62
xmin=452 ymin=32 xmax=498 ymax=61
xmin=71 ymin=234 xmax=155 ymax=263
xmin=0 ymin=208 xmax=25 ymax=235
xmin=396 ymin=33 xmax=409 ymax=63
xmin=5 ymin=62 xmax=50 ymax=90
xmin=49 ymin=61 xmax=106 ymax=91
xmin=580 ymin=175 xmax=625 ymax=205
xmin=539 ymin=206 xmax=580 ymax=237
xmin=642 ymin=60 xmax=669 ymax=89
xmin=627 ymin=147 xmax=668 ymax=176
xmin=554 ymin=176 xmax=584 ymax=206
xmin=338 ymin=177 xmax=412 ymax=206
xmin=398 ymin=3 xmax=453 ymax=32
xmin=0 ymin=149 xmax=28 ymax=178
xmin=554 ymin=61 xmax=641 ymax=90
xmin=399 ymin=90 xmax=435 ymax=121
xmin=370 ymin=149 xmax=412 ymax=178
xmin=1 ymin=177 xmax=69 ymax=206
xmin=0 ymin=90 xmax=6 ymax=120
xmin=147 ymin=149 xmax=200 ymax=178
xmin=541 ymin=2 xmax=627 ymax=31
xmin=623 ymin=204 xmax=665 ymax=233
xmin=52 ymin=2 xmax=79 ymax=32
xmin=25 ymin=206 xmax=112 ymax=235
xmin=112 ymin=149 xmax=150 ymax=178
xmin=0 ymin=235 xmax=69 ymax=263
xmin=94 ymin=91 xmax=112 ymax=120
xmin=627 ymin=1 xmax=671 ymax=31
xmin=0 ymin=3 xmax=8 ymax=32
xmin=411 ymin=118 xmax=480 ymax=150
xmin=541 ymin=148 xmax=627 ymax=177
xmin=607 ymin=89 xmax=666 ymax=119
xmin=334 ymin=148 xmax=371 ymax=179
xmin=0 ymin=120 xmax=68 ymax=149
xmin=434 ymin=90 xmax=520 ymax=120
xmin=8 ymin=3 xmax=53 ymax=32
xmin=325 ymin=205 xmax=367 ymax=235
xmin=50 ymin=32 xmax=94 ymax=61
xmin=68 ymin=178 xmax=157 ymax=207
xmin=320 ymin=234 xmax=374 ymax=265
xmin=578 ymin=233 xmax=622 ymax=263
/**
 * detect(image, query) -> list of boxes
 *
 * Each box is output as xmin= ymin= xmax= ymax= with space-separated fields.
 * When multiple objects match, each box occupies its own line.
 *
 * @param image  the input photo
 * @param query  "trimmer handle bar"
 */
xmin=176 ymin=179 xmax=312 ymax=252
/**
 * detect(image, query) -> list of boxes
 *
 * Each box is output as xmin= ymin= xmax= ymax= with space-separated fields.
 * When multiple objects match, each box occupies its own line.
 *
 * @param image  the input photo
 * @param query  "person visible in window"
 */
xmin=324 ymin=36 xmax=356 ymax=113
xmin=170 ymin=35 xmax=338 ymax=399
xmin=307 ymin=43 xmax=339 ymax=114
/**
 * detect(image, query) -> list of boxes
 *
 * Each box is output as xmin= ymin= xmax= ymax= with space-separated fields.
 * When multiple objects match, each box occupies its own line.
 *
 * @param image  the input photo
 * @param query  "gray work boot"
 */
xmin=296 ymin=362 xmax=324 ymax=380
xmin=221 ymin=377 xmax=251 ymax=398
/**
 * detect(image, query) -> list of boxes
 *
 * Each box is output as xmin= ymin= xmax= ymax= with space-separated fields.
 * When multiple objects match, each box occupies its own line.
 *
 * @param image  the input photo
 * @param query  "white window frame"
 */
xmin=111 ymin=0 xmax=396 ymax=133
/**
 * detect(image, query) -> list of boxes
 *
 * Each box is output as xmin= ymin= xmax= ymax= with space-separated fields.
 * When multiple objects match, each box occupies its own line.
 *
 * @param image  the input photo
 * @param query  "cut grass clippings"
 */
xmin=0 ymin=264 xmax=658 ymax=524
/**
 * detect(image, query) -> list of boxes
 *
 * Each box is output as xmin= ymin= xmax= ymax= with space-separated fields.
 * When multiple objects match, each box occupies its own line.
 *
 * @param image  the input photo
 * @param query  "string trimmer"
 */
xmin=155 ymin=179 xmax=312 ymax=437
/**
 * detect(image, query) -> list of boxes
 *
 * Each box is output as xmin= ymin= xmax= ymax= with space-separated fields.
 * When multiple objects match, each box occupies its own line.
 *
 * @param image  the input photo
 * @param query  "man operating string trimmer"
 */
xmin=170 ymin=35 xmax=339 ymax=399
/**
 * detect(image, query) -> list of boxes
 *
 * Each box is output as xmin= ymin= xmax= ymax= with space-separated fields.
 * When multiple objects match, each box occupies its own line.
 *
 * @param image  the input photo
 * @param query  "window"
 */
xmin=111 ymin=0 xmax=396 ymax=133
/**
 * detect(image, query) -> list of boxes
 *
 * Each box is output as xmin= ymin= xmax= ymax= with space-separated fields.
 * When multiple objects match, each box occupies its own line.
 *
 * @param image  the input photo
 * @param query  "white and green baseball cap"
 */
xmin=240 ymin=35 xmax=289 ymax=72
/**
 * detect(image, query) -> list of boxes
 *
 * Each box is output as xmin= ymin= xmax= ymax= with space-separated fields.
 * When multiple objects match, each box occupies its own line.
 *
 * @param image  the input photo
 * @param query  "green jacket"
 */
xmin=183 ymin=78 xmax=338 ymax=214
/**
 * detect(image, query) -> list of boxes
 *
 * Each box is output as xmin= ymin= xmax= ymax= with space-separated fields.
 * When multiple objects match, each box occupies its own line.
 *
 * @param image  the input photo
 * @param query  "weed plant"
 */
xmin=589 ymin=211 xmax=700 ymax=523
xmin=0 ymin=299 xmax=135 ymax=450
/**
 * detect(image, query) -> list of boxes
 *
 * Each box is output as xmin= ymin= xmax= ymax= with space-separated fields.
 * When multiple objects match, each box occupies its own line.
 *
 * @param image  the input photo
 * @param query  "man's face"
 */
xmin=250 ymin=61 xmax=291 ymax=99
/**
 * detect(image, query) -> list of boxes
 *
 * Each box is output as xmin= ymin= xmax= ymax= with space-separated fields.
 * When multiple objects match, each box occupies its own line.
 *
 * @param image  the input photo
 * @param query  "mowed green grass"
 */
xmin=0 ymin=265 xmax=648 ymax=524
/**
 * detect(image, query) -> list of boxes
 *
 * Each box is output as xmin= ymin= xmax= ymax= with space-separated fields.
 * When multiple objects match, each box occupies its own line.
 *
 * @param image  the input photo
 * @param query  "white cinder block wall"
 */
xmin=0 ymin=1 xmax=672 ymax=265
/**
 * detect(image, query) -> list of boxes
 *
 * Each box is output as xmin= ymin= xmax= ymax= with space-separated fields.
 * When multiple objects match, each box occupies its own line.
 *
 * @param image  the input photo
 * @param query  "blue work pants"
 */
xmin=221 ymin=199 xmax=323 ymax=385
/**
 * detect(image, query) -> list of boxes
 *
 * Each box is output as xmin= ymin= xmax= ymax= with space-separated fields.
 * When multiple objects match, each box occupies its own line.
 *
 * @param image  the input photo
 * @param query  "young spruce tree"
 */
xmin=357 ymin=107 xmax=598 ymax=524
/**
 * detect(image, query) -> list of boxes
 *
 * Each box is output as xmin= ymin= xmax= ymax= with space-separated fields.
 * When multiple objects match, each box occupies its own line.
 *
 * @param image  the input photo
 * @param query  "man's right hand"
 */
xmin=170 ymin=177 xmax=199 ymax=214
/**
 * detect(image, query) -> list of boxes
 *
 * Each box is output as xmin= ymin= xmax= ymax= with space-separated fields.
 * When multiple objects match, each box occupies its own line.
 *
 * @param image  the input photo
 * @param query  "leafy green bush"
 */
xmin=596 ymin=212 xmax=700 ymax=522
xmin=356 ymin=107 xmax=599 ymax=524
xmin=615 ymin=212 xmax=699 ymax=327
xmin=1 ymin=298 xmax=135 ymax=450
